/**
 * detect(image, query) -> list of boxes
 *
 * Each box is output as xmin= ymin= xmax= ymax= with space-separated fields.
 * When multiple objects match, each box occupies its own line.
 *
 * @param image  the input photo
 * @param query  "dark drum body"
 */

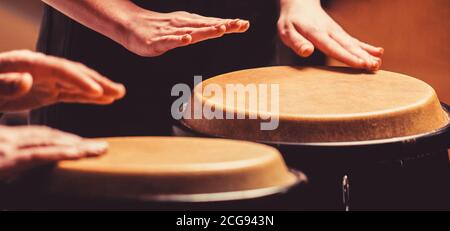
xmin=174 ymin=104 xmax=450 ymax=211
xmin=275 ymin=109 xmax=450 ymax=211
xmin=0 ymin=171 xmax=307 ymax=211
xmin=0 ymin=137 xmax=308 ymax=211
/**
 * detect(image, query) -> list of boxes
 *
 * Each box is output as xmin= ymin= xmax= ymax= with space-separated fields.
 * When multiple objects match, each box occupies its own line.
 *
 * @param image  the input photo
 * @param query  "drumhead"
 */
xmin=182 ymin=66 xmax=449 ymax=143
xmin=46 ymin=137 xmax=304 ymax=202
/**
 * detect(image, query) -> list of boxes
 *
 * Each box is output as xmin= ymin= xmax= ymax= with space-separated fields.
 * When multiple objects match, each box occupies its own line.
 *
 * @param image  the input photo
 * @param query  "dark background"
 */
xmin=0 ymin=0 xmax=449 ymax=155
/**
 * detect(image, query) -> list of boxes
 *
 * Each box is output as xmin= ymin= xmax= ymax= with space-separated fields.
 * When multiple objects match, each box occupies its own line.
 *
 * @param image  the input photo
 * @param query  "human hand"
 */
xmin=0 ymin=50 xmax=126 ymax=112
xmin=0 ymin=125 xmax=107 ymax=182
xmin=278 ymin=0 xmax=384 ymax=71
xmin=122 ymin=10 xmax=250 ymax=56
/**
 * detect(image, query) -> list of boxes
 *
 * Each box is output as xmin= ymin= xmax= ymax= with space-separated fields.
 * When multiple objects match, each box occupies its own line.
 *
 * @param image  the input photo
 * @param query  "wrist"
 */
xmin=116 ymin=8 xmax=163 ymax=50
xmin=109 ymin=7 xmax=144 ymax=47
xmin=280 ymin=0 xmax=321 ymax=13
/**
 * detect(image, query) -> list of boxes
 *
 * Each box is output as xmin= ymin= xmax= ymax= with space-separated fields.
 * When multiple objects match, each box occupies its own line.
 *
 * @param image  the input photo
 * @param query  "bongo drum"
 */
xmin=9 ymin=137 xmax=305 ymax=210
xmin=177 ymin=66 xmax=450 ymax=210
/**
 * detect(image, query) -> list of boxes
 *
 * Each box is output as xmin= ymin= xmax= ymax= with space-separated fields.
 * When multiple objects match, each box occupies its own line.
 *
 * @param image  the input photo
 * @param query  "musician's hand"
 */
xmin=123 ymin=10 xmax=250 ymax=56
xmin=278 ymin=0 xmax=384 ymax=71
xmin=0 ymin=125 xmax=107 ymax=182
xmin=0 ymin=50 xmax=126 ymax=112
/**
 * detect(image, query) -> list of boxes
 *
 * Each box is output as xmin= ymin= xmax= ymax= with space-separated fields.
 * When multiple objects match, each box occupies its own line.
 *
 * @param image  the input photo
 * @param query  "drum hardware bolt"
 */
xmin=342 ymin=175 xmax=350 ymax=212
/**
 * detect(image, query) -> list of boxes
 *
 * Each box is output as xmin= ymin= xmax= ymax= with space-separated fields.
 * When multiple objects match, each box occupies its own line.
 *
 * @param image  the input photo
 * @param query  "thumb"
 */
xmin=0 ymin=72 xmax=33 ymax=98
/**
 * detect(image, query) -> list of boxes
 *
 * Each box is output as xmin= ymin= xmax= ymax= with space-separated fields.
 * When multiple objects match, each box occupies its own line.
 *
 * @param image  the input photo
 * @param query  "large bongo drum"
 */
xmin=176 ymin=66 xmax=450 ymax=210
xmin=1 ymin=137 xmax=306 ymax=210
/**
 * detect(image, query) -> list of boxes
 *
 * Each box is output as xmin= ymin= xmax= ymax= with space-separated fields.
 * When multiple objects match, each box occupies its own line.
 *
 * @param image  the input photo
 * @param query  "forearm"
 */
xmin=42 ymin=0 xmax=147 ymax=46
xmin=42 ymin=1 xmax=252 ymax=57
xmin=280 ymin=0 xmax=321 ymax=5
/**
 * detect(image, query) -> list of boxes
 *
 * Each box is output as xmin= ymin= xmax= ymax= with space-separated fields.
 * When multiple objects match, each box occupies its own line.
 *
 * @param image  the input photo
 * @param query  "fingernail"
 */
xmin=371 ymin=58 xmax=381 ymax=70
xmin=96 ymin=141 xmax=108 ymax=150
xmin=299 ymin=45 xmax=313 ymax=57
xmin=217 ymin=25 xmax=226 ymax=32
xmin=378 ymin=47 xmax=385 ymax=55
xmin=376 ymin=58 xmax=382 ymax=67
xmin=85 ymin=141 xmax=108 ymax=155
xmin=115 ymin=84 xmax=126 ymax=99
xmin=373 ymin=61 xmax=378 ymax=69
xmin=89 ymin=84 xmax=104 ymax=97
xmin=357 ymin=59 xmax=365 ymax=67
xmin=181 ymin=34 xmax=192 ymax=43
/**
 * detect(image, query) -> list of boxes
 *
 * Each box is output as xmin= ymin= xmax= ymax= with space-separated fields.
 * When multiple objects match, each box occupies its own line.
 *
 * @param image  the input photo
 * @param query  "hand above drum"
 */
xmin=0 ymin=125 xmax=107 ymax=183
xmin=42 ymin=0 xmax=249 ymax=57
xmin=123 ymin=11 xmax=250 ymax=57
xmin=278 ymin=0 xmax=384 ymax=71
xmin=0 ymin=50 xmax=126 ymax=112
xmin=0 ymin=50 xmax=125 ymax=182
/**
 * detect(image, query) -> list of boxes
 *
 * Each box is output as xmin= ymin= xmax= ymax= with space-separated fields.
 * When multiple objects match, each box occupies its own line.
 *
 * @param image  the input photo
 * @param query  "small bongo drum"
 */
xmin=176 ymin=66 xmax=450 ymax=210
xmin=4 ymin=137 xmax=305 ymax=210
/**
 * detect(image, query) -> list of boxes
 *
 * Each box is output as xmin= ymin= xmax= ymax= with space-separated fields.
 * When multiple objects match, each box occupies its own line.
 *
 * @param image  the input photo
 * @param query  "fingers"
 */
xmin=295 ymin=22 xmax=380 ymax=70
xmin=15 ymin=140 xmax=108 ymax=162
xmin=190 ymin=25 xmax=227 ymax=44
xmin=41 ymin=56 xmax=105 ymax=96
xmin=224 ymin=19 xmax=250 ymax=33
xmin=150 ymin=25 xmax=226 ymax=55
xmin=175 ymin=16 xmax=226 ymax=28
xmin=171 ymin=25 xmax=227 ymax=43
xmin=74 ymin=63 xmax=126 ymax=100
xmin=189 ymin=19 xmax=249 ymax=34
xmin=170 ymin=14 xmax=224 ymax=27
xmin=0 ymin=72 xmax=33 ymax=98
xmin=76 ymin=140 xmax=109 ymax=157
xmin=13 ymin=126 xmax=82 ymax=148
xmin=0 ymin=51 xmax=126 ymax=110
xmin=359 ymin=41 xmax=384 ymax=57
xmin=177 ymin=13 xmax=249 ymax=33
xmin=279 ymin=24 xmax=315 ymax=57
xmin=189 ymin=18 xmax=249 ymax=33
xmin=312 ymin=32 xmax=366 ymax=69
xmin=150 ymin=34 xmax=192 ymax=56
xmin=131 ymin=12 xmax=250 ymax=57
xmin=58 ymin=92 xmax=116 ymax=105
xmin=278 ymin=5 xmax=385 ymax=72
xmin=0 ymin=50 xmax=104 ymax=96
xmin=0 ymin=126 xmax=108 ymax=180
xmin=237 ymin=20 xmax=250 ymax=32
xmin=330 ymin=30 xmax=381 ymax=71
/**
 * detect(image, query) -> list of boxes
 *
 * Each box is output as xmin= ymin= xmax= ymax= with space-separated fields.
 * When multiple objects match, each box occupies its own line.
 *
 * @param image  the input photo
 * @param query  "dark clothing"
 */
xmin=33 ymin=0 xmax=280 ymax=137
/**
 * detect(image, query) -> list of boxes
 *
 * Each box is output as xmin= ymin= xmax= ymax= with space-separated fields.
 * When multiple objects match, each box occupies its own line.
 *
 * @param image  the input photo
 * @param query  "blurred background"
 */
xmin=0 ymin=0 xmax=43 ymax=125
xmin=0 ymin=0 xmax=449 ymax=114
xmin=0 ymin=0 xmax=43 ymax=52
xmin=0 ymin=0 xmax=448 ymax=101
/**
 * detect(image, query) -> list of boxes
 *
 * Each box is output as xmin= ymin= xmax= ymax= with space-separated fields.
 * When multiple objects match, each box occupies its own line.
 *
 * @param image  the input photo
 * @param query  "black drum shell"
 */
xmin=173 ymin=103 xmax=450 ymax=210
xmin=276 ymin=143 xmax=449 ymax=210
xmin=0 ymin=169 xmax=308 ymax=211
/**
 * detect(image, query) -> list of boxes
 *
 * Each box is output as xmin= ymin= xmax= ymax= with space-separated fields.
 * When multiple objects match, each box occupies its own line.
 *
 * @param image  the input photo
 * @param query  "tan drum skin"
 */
xmin=183 ymin=66 xmax=449 ymax=143
xmin=47 ymin=137 xmax=300 ymax=200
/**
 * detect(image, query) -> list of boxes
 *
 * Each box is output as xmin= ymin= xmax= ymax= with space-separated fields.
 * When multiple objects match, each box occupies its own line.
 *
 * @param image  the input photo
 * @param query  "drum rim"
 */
xmin=176 ymin=103 xmax=450 ymax=148
xmin=133 ymin=170 xmax=306 ymax=203
xmin=54 ymin=170 xmax=307 ymax=203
